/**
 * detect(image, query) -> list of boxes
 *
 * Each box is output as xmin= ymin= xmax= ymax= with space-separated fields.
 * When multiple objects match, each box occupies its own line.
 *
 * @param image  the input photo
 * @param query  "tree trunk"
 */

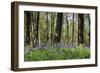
xmin=30 ymin=12 xmax=34 ymax=48
xmin=51 ymin=13 xmax=53 ymax=45
xmin=25 ymin=11 xmax=31 ymax=45
xmin=51 ymin=13 xmax=55 ymax=45
xmin=46 ymin=12 xmax=49 ymax=42
xmin=53 ymin=13 xmax=63 ymax=43
xmin=78 ymin=14 xmax=84 ymax=45
xmin=36 ymin=12 xmax=40 ymax=47
xmin=88 ymin=14 xmax=90 ymax=47
xmin=72 ymin=13 xmax=74 ymax=45
xmin=66 ymin=14 xmax=69 ymax=45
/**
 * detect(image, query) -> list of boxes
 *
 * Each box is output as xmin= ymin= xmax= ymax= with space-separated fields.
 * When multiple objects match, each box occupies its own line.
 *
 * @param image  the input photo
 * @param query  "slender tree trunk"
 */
xmin=31 ymin=12 xmax=36 ymax=48
xmin=51 ymin=14 xmax=53 ymax=45
xmin=53 ymin=13 xmax=63 ymax=43
xmin=66 ymin=14 xmax=69 ymax=45
xmin=51 ymin=13 xmax=55 ymax=45
xmin=78 ymin=14 xmax=84 ymax=45
xmin=88 ymin=14 xmax=90 ymax=47
xmin=36 ymin=12 xmax=40 ymax=46
xmin=72 ymin=13 xmax=74 ymax=45
xmin=46 ymin=12 xmax=49 ymax=42
xmin=25 ymin=11 xmax=31 ymax=45
xmin=30 ymin=12 xmax=34 ymax=48
xmin=74 ymin=14 xmax=78 ymax=46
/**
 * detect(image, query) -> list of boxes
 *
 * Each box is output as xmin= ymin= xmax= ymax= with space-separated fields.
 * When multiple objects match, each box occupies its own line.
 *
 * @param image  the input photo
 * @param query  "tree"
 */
xmin=35 ymin=12 xmax=40 ymax=47
xmin=30 ymin=12 xmax=34 ymax=48
xmin=72 ymin=13 xmax=74 ymax=45
xmin=25 ymin=11 xmax=31 ymax=45
xmin=53 ymin=13 xmax=63 ymax=43
xmin=51 ymin=13 xmax=56 ymax=45
xmin=74 ymin=14 xmax=78 ymax=46
xmin=78 ymin=14 xmax=84 ymax=45
xmin=30 ymin=12 xmax=40 ymax=48
xmin=46 ymin=12 xmax=49 ymax=42
xmin=88 ymin=14 xmax=90 ymax=46
xmin=66 ymin=14 xmax=69 ymax=45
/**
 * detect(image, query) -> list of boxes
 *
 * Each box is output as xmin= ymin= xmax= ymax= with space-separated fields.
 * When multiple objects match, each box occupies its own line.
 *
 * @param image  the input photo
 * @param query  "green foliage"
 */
xmin=24 ymin=46 xmax=90 ymax=61
xmin=24 ymin=12 xmax=90 ymax=61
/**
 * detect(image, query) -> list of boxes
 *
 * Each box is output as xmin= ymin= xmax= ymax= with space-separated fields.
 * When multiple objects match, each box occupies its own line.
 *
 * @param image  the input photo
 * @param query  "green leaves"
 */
xmin=24 ymin=47 xmax=90 ymax=61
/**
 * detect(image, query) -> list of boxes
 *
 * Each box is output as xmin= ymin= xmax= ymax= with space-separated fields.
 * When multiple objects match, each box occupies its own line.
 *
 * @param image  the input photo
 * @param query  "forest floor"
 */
xmin=24 ymin=45 xmax=90 ymax=61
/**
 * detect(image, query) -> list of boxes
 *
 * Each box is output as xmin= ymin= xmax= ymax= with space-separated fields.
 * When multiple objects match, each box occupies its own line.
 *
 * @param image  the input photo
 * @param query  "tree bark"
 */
xmin=78 ymin=14 xmax=84 ymax=45
xmin=36 ymin=12 xmax=40 ymax=46
xmin=88 ymin=14 xmax=90 ymax=47
xmin=46 ymin=12 xmax=49 ymax=42
xmin=72 ymin=13 xmax=74 ymax=45
xmin=66 ymin=14 xmax=69 ymax=45
xmin=25 ymin=11 xmax=31 ymax=45
xmin=54 ymin=13 xmax=63 ymax=43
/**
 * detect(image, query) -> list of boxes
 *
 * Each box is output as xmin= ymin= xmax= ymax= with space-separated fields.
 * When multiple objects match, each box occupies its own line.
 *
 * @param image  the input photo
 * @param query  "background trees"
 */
xmin=53 ymin=13 xmax=63 ymax=43
xmin=78 ymin=14 xmax=84 ymax=45
xmin=24 ymin=11 xmax=90 ymax=49
xmin=24 ymin=11 xmax=31 ymax=45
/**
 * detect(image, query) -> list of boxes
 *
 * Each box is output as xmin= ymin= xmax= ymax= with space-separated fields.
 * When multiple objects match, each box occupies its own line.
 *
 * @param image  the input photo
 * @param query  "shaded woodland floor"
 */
xmin=24 ymin=45 xmax=90 ymax=61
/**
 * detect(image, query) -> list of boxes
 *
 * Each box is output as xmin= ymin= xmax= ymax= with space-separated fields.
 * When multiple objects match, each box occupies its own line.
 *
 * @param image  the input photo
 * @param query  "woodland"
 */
xmin=24 ymin=11 xmax=90 ymax=61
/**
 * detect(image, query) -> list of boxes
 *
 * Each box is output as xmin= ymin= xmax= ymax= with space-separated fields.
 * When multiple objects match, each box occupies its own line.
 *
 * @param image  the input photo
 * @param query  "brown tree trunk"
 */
xmin=66 ymin=14 xmax=69 ymax=45
xmin=88 ymin=14 xmax=90 ymax=47
xmin=46 ymin=12 xmax=49 ymax=42
xmin=53 ymin=13 xmax=63 ymax=43
xmin=72 ymin=13 xmax=74 ymax=45
xmin=25 ymin=11 xmax=31 ymax=45
xmin=78 ymin=14 xmax=84 ymax=45
xmin=36 ymin=12 xmax=40 ymax=46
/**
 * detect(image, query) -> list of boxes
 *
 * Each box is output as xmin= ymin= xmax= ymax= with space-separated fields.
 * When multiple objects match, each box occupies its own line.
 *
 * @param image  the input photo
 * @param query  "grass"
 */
xmin=24 ymin=46 xmax=90 ymax=61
